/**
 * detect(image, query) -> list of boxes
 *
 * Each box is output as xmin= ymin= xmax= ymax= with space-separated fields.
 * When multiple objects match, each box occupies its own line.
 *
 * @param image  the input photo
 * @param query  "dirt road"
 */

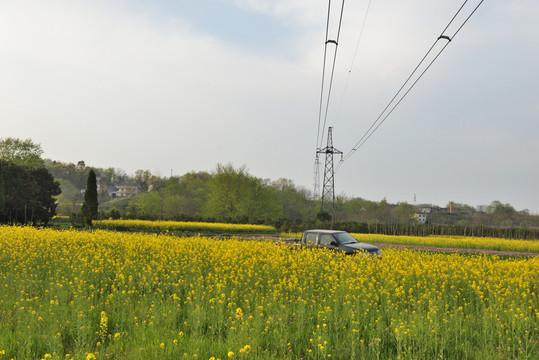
xmin=371 ymin=242 xmax=539 ymax=257
xmin=261 ymin=236 xmax=539 ymax=258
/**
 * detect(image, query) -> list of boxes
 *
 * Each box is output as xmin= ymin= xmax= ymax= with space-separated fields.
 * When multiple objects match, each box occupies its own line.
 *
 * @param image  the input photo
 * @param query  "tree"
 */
xmin=272 ymin=179 xmax=313 ymax=221
xmin=0 ymin=165 xmax=5 ymax=213
xmin=81 ymin=169 xmax=98 ymax=226
xmin=127 ymin=192 xmax=162 ymax=220
xmin=147 ymin=175 xmax=165 ymax=192
xmin=395 ymin=202 xmax=416 ymax=224
xmin=163 ymin=172 xmax=210 ymax=219
xmin=46 ymin=160 xmax=88 ymax=189
xmin=0 ymin=160 xmax=60 ymax=225
xmin=377 ymin=198 xmax=396 ymax=224
xmin=55 ymin=178 xmax=82 ymax=216
xmin=205 ymin=163 xmax=250 ymax=221
xmin=487 ymin=200 xmax=516 ymax=215
xmin=204 ymin=163 xmax=284 ymax=223
xmin=237 ymin=177 xmax=281 ymax=223
xmin=134 ymin=169 xmax=151 ymax=192
xmin=31 ymin=167 xmax=62 ymax=224
xmin=316 ymin=210 xmax=331 ymax=222
xmin=0 ymin=138 xmax=44 ymax=167
xmin=113 ymin=168 xmax=128 ymax=184
xmin=486 ymin=200 xmax=517 ymax=227
xmin=101 ymin=167 xmax=116 ymax=186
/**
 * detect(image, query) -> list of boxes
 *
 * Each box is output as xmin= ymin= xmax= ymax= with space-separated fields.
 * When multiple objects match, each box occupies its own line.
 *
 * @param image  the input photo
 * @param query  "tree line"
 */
xmin=47 ymin=159 xmax=539 ymax=239
xmin=2 ymin=137 xmax=537 ymax=239
xmin=0 ymin=138 xmax=61 ymax=225
xmin=276 ymin=220 xmax=538 ymax=240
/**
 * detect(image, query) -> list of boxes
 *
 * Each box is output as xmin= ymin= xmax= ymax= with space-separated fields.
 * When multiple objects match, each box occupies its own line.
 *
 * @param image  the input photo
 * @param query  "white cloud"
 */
xmin=226 ymin=0 xmax=324 ymax=24
xmin=0 ymin=0 xmax=537 ymax=212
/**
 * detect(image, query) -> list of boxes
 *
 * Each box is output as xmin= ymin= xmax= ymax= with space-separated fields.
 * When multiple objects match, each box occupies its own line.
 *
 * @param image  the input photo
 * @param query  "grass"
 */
xmin=0 ymin=226 xmax=538 ymax=359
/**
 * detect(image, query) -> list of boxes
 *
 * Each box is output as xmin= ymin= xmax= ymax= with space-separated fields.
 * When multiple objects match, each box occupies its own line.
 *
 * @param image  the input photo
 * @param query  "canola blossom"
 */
xmin=99 ymin=219 xmax=276 ymax=234
xmin=0 ymin=226 xmax=537 ymax=359
xmin=350 ymin=233 xmax=539 ymax=254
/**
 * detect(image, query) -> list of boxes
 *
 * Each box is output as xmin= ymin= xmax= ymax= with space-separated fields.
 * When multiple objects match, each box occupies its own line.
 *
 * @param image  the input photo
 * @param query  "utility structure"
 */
xmin=317 ymin=127 xmax=342 ymax=221
xmin=313 ymin=154 xmax=321 ymax=199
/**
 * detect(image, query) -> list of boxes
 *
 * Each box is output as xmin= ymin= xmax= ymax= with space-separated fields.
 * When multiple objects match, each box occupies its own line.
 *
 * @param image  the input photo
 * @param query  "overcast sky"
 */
xmin=1 ymin=0 xmax=537 ymax=212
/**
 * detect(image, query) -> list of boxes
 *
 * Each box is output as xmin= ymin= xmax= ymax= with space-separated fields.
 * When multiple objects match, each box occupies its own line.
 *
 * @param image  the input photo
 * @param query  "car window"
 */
xmin=333 ymin=232 xmax=359 ymax=245
xmin=319 ymin=234 xmax=335 ymax=246
xmin=305 ymin=232 xmax=318 ymax=245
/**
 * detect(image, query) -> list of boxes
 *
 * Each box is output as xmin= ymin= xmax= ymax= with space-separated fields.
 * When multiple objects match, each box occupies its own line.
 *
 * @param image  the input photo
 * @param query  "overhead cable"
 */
xmin=342 ymin=0 xmax=485 ymax=162
xmin=315 ymin=0 xmax=333 ymax=151
xmin=316 ymin=0 xmax=346 ymax=151
xmin=333 ymin=0 xmax=374 ymax=126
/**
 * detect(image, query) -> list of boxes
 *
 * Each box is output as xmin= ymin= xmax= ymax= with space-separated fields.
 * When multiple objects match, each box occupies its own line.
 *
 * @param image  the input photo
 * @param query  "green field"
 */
xmin=0 ymin=226 xmax=538 ymax=359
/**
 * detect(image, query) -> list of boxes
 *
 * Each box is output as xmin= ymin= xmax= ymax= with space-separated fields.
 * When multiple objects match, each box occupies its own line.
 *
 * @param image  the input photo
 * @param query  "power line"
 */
xmin=314 ymin=0 xmax=347 ymax=198
xmin=349 ymin=0 xmax=373 ymax=73
xmin=333 ymin=0 xmax=373 ymax=126
xmin=315 ymin=0 xmax=333 ymax=151
xmin=319 ymin=1 xmax=346 ymax=148
xmin=316 ymin=0 xmax=346 ymax=151
xmin=342 ymin=0 xmax=485 ymax=162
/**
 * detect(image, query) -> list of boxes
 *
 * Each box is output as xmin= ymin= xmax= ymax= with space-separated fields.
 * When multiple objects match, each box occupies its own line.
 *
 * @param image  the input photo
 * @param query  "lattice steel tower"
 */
xmin=313 ymin=154 xmax=321 ymax=199
xmin=317 ymin=127 xmax=342 ymax=219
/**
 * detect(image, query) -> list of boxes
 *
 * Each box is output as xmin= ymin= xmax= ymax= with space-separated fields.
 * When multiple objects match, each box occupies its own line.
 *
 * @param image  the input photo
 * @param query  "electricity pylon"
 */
xmin=317 ymin=127 xmax=342 ymax=221
xmin=313 ymin=153 xmax=321 ymax=199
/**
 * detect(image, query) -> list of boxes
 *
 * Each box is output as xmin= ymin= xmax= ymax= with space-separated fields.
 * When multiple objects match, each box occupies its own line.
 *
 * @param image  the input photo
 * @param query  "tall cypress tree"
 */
xmin=81 ymin=169 xmax=98 ymax=226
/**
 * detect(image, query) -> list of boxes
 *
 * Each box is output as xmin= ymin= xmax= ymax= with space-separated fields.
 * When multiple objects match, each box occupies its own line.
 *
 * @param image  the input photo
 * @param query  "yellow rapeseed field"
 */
xmin=99 ymin=219 xmax=276 ymax=234
xmin=351 ymin=233 xmax=539 ymax=253
xmin=0 ymin=226 xmax=537 ymax=359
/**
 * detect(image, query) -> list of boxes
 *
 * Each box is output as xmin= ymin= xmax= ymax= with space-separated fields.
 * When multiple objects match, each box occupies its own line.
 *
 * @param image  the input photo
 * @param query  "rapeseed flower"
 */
xmin=0 ymin=225 xmax=537 ymax=359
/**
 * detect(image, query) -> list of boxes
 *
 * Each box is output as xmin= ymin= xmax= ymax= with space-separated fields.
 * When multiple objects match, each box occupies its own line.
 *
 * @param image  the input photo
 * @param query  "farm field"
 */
xmin=284 ymin=231 xmax=539 ymax=255
xmin=351 ymin=233 xmax=539 ymax=254
xmin=0 ymin=226 xmax=538 ymax=359
xmin=92 ymin=219 xmax=539 ymax=254
xmin=98 ymin=219 xmax=277 ymax=235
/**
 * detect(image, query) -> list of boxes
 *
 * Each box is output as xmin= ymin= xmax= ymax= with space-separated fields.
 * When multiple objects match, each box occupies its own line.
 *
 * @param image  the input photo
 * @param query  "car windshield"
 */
xmin=333 ymin=232 xmax=359 ymax=245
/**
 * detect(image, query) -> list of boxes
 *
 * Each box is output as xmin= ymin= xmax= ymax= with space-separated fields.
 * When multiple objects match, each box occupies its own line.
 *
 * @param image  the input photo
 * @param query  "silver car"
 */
xmin=300 ymin=229 xmax=382 ymax=257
